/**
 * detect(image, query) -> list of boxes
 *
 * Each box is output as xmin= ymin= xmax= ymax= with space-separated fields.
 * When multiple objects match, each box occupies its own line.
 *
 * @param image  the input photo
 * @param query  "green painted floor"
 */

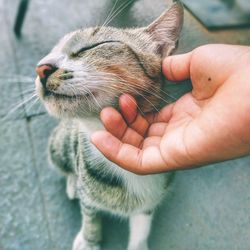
xmin=0 ymin=0 xmax=250 ymax=249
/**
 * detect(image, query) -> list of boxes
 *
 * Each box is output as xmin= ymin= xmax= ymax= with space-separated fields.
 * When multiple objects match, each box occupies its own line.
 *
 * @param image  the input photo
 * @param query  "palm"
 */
xmin=145 ymin=93 xmax=202 ymax=149
xmin=96 ymin=93 xmax=205 ymax=173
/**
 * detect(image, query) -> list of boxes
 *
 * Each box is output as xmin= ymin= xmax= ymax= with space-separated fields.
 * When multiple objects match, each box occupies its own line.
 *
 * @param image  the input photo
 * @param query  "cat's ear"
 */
xmin=146 ymin=2 xmax=184 ymax=56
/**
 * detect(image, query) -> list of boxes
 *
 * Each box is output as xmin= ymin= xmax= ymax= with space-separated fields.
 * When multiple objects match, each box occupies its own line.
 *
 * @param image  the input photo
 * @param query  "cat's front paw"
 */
xmin=66 ymin=174 xmax=77 ymax=200
xmin=128 ymin=247 xmax=149 ymax=250
xmin=127 ymin=242 xmax=149 ymax=250
xmin=72 ymin=231 xmax=100 ymax=250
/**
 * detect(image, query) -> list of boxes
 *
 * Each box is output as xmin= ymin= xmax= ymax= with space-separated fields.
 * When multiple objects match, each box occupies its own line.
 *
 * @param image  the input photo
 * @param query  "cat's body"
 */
xmin=50 ymin=117 xmax=170 ymax=214
xmin=50 ymin=117 xmax=170 ymax=249
xmin=35 ymin=3 xmax=183 ymax=250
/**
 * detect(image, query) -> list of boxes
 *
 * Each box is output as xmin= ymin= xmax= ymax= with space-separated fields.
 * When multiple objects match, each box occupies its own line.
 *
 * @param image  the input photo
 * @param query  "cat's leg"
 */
xmin=127 ymin=212 xmax=153 ymax=250
xmin=66 ymin=173 xmax=78 ymax=200
xmin=73 ymin=205 xmax=102 ymax=250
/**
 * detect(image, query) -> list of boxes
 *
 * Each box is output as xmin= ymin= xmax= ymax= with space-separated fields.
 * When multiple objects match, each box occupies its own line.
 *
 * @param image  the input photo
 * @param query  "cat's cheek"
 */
xmin=44 ymin=99 xmax=79 ymax=119
xmin=43 ymin=100 xmax=61 ymax=118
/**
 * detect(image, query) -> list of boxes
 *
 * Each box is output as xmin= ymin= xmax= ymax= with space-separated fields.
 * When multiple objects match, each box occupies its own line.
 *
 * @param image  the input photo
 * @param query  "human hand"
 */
xmin=91 ymin=44 xmax=250 ymax=174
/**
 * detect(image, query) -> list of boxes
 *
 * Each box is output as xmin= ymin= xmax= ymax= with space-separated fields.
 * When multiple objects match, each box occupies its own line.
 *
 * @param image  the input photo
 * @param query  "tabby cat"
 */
xmin=35 ymin=2 xmax=183 ymax=250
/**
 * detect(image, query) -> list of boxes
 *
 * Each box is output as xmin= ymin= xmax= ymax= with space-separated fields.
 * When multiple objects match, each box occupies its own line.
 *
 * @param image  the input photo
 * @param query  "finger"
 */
xmin=91 ymin=131 xmax=167 ymax=174
xmin=142 ymin=136 xmax=161 ymax=149
xmin=100 ymin=107 xmax=127 ymax=139
xmin=119 ymin=94 xmax=138 ymax=123
xmin=119 ymin=94 xmax=150 ymax=136
xmin=120 ymin=127 xmax=144 ymax=148
xmin=128 ymin=113 xmax=149 ymax=137
xmin=162 ymin=52 xmax=192 ymax=81
xmin=100 ymin=107 xmax=144 ymax=147
xmin=120 ymin=94 xmax=173 ymax=129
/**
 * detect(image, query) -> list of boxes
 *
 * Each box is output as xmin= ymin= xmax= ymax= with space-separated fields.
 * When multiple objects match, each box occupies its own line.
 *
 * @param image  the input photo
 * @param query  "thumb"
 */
xmin=162 ymin=52 xmax=192 ymax=81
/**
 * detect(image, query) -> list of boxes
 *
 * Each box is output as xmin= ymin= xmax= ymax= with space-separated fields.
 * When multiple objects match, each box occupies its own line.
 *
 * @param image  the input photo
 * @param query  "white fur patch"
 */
xmin=72 ymin=230 xmax=100 ymax=250
xmin=128 ymin=213 xmax=153 ymax=250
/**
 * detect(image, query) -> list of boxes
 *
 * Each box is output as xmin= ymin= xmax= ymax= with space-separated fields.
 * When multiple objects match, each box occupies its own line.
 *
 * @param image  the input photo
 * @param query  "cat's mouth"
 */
xmin=44 ymin=90 xmax=93 ymax=100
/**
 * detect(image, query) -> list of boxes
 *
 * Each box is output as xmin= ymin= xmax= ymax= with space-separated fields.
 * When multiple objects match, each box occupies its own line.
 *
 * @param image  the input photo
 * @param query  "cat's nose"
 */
xmin=36 ymin=64 xmax=57 ymax=87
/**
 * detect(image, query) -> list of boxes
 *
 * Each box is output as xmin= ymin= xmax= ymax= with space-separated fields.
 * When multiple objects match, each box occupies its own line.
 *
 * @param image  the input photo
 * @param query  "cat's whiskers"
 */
xmin=88 ymin=90 xmax=102 ymax=110
xmin=25 ymin=96 xmax=40 ymax=113
xmin=3 ymin=92 xmax=37 ymax=121
xmin=74 ymin=85 xmax=93 ymax=113
xmin=88 ymin=74 xmax=173 ymax=105
xmin=97 ymin=70 xmax=177 ymax=101
xmin=75 ymin=83 xmax=102 ymax=110
xmin=91 ymin=77 xmax=162 ymax=114
xmin=117 ymin=84 xmax=160 ymax=114
xmin=129 ymin=82 xmax=174 ymax=104
xmin=72 ymin=77 xmax=147 ymax=115
xmin=59 ymin=83 xmax=78 ymax=97
xmin=111 ymin=78 xmax=170 ymax=104
xmin=102 ymin=0 xmax=134 ymax=27
xmin=35 ymin=102 xmax=43 ymax=114
xmin=12 ymin=88 xmax=35 ymax=99
xmin=101 ymin=0 xmax=119 ymax=28
xmin=95 ymin=84 xmax=146 ymax=116
xmin=21 ymin=88 xmax=36 ymax=96
xmin=0 ymin=75 xmax=34 ymax=84
xmin=68 ymin=83 xmax=81 ymax=98
xmin=67 ymin=70 xmax=171 ymax=105
xmin=65 ymin=82 xmax=101 ymax=112
xmin=75 ymin=83 xmax=141 ymax=116
xmin=65 ymin=73 xmax=167 ymax=108
xmin=158 ymin=87 xmax=177 ymax=101
xmin=76 ymin=84 xmax=120 ymax=102
xmin=119 ymin=83 xmax=169 ymax=120
xmin=121 ymin=92 xmax=146 ymax=117
xmin=59 ymin=76 xmax=170 ymax=119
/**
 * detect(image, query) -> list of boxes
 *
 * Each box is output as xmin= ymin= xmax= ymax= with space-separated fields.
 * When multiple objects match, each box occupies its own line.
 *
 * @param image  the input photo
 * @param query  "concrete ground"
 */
xmin=0 ymin=0 xmax=250 ymax=249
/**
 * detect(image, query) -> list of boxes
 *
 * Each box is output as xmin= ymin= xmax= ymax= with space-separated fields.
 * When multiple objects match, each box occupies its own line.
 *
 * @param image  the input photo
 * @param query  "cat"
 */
xmin=35 ymin=2 xmax=183 ymax=250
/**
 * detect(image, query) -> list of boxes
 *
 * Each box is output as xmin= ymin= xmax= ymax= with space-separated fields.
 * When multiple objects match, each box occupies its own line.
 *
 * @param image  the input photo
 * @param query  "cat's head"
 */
xmin=35 ymin=2 xmax=183 ymax=118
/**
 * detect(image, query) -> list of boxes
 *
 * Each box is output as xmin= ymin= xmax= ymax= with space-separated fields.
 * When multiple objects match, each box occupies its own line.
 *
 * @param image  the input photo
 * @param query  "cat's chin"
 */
xmin=43 ymin=100 xmax=100 ymax=120
xmin=43 ymin=89 xmax=99 ymax=101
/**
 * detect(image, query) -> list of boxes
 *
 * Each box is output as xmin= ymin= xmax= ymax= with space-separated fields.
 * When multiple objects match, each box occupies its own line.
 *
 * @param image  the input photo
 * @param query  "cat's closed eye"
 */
xmin=72 ymin=40 xmax=122 ymax=57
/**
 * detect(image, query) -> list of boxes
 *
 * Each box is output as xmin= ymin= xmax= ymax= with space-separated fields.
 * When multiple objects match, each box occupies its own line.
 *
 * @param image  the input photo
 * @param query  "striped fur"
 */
xmin=36 ymin=3 xmax=183 ymax=250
